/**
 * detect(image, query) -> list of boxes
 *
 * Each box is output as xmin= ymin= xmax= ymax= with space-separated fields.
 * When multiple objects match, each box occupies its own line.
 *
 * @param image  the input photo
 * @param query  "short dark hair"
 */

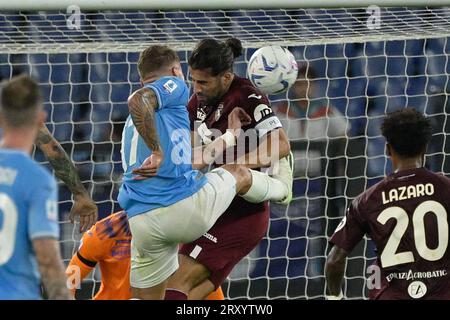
xmin=188 ymin=37 xmax=243 ymax=76
xmin=138 ymin=45 xmax=180 ymax=80
xmin=381 ymin=108 xmax=432 ymax=158
xmin=0 ymin=74 xmax=42 ymax=127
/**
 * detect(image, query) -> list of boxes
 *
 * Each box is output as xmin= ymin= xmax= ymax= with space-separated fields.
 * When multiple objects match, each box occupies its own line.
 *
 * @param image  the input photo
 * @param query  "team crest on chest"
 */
xmin=215 ymin=103 xmax=224 ymax=122
xmin=197 ymin=107 xmax=207 ymax=122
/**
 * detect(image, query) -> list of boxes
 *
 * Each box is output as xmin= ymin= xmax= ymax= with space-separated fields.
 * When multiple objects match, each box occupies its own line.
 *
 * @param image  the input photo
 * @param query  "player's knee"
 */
xmin=239 ymin=165 xmax=251 ymax=181
xmin=221 ymin=163 xmax=238 ymax=174
xmin=221 ymin=164 xmax=251 ymax=192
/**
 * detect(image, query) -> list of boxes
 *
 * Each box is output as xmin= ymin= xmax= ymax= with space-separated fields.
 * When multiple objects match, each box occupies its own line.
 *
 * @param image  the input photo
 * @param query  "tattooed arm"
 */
xmin=126 ymin=88 xmax=163 ymax=179
xmin=33 ymin=238 xmax=72 ymax=300
xmin=127 ymin=87 xmax=162 ymax=152
xmin=35 ymin=124 xmax=98 ymax=232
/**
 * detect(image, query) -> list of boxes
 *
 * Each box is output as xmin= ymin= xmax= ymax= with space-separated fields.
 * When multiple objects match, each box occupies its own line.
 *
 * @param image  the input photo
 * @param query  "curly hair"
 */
xmin=381 ymin=108 xmax=431 ymax=158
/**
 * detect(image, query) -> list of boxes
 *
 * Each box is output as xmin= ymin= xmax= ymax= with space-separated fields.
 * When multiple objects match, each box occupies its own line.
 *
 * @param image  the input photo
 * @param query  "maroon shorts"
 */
xmin=179 ymin=205 xmax=269 ymax=289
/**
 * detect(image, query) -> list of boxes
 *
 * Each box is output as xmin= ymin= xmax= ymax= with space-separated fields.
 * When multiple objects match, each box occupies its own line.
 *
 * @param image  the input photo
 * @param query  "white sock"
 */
xmin=271 ymin=155 xmax=294 ymax=205
xmin=240 ymin=169 xmax=288 ymax=203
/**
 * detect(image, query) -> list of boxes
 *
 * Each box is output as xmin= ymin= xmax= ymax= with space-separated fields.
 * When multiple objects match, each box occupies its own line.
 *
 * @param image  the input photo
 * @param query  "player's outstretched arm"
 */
xmin=325 ymin=245 xmax=348 ymax=299
xmin=33 ymin=237 xmax=72 ymax=300
xmin=35 ymin=124 xmax=98 ymax=232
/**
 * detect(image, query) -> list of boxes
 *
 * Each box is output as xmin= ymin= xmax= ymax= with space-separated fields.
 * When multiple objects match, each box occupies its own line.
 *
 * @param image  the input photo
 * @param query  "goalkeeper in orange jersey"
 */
xmin=66 ymin=210 xmax=225 ymax=300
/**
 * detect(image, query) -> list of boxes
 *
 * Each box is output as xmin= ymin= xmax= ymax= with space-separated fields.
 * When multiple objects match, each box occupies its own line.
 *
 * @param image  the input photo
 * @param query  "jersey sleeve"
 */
xmin=67 ymin=251 xmax=94 ymax=279
xmin=66 ymin=251 xmax=95 ymax=295
xmin=329 ymin=198 xmax=367 ymax=253
xmin=240 ymin=85 xmax=283 ymax=137
xmin=65 ymin=225 xmax=107 ymax=296
xmin=146 ymin=77 xmax=189 ymax=110
xmin=76 ymin=225 xmax=112 ymax=265
xmin=27 ymin=172 xmax=59 ymax=240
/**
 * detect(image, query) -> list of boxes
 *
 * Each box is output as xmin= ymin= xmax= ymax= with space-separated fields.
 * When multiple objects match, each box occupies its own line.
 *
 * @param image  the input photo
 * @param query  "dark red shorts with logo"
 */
xmin=179 ymin=202 xmax=269 ymax=289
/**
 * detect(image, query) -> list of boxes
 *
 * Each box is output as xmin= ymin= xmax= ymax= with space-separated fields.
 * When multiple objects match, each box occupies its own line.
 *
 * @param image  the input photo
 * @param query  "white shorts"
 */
xmin=128 ymin=167 xmax=237 ymax=289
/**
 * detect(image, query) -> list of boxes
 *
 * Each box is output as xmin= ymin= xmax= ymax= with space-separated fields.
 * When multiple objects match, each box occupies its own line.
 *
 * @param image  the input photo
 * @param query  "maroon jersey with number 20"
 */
xmin=331 ymin=167 xmax=450 ymax=299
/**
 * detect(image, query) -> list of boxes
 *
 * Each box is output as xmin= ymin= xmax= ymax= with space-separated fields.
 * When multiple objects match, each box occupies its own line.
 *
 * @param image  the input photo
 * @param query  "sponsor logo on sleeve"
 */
xmin=163 ymin=79 xmax=177 ymax=93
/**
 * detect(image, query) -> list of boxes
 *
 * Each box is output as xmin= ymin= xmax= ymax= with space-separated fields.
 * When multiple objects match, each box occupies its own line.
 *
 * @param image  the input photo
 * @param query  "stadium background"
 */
xmin=0 ymin=7 xmax=449 ymax=299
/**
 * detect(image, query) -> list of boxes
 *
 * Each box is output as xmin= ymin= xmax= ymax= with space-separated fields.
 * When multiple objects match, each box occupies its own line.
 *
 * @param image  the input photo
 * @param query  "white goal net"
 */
xmin=1 ymin=6 xmax=450 ymax=299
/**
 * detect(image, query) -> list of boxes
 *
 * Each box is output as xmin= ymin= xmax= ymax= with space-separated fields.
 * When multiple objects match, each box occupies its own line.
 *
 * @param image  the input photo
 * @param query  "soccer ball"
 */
xmin=247 ymin=46 xmax=298 ymax=94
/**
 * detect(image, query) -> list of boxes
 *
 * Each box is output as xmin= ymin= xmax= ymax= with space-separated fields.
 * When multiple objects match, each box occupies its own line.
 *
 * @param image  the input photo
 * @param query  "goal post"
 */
xmin=0 ymin=4 xmax=449 ymax=299
xmin=1 ymin=0 xmax=450 ymax=10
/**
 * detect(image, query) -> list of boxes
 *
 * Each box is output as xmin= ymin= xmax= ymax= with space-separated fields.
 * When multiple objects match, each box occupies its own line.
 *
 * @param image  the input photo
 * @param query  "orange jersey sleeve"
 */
xmin=65 ymin=222 xmax=114 ymax=298
xmin=66 ymin=251 xmax=94 ymax=297
xmin=77 ymin=225 xmax=113 ymax=263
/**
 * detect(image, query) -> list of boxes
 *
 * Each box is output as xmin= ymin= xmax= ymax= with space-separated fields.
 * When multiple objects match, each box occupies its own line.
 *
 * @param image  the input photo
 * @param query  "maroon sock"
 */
xmin=164 ymin=288 xmax=188 ymax=300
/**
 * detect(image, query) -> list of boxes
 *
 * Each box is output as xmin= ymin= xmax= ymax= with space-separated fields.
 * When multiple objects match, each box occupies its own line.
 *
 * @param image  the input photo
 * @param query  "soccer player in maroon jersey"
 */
xmin=326 ymin=108 xmax=450 ymax=300
xmin=162 ymin=38 xmax=293 ymax=300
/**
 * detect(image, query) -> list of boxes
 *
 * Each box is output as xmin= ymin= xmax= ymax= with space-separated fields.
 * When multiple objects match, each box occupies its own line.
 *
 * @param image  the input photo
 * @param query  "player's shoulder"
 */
xmin=145 ymin=76 xmax=189 ymax=108
xmin=80 ymin=225 xmax=98 ymax=246
xmin=231 ymin=76 xmax=267 ymax=101
xmin=1 ymin=149 xmax=55 ymax=186
xmin=352 ymin=178 xmax=388 ymax=211
xmin=151 ymin=76 xmax=187 ymax=94
xmin=27 ymin=160 xmax=55 ymax=188
xmin=390 ymin=167 xmax=449 ymax=188
xmin=79 ymin=216 xmax=114 ymax=251
xmin=95 ymin=211 xmax=131 ymax=240
xmin=423 ymin=168 xmax=450 ymax=189
xmin=425 ymin=168 xmax=450 ymax=180
xmin=227 ymin=76 xmax=271 ymax=121
xmin=0 ymin=149 xmax=32 ymax=167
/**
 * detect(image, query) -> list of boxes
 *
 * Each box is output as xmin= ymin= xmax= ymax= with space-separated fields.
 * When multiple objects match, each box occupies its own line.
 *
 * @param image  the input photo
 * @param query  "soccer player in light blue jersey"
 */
xmin=0 ymin=75 xmax=71 ymax=300
xmin=118 ymin=45 xmax=290 ymax=299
